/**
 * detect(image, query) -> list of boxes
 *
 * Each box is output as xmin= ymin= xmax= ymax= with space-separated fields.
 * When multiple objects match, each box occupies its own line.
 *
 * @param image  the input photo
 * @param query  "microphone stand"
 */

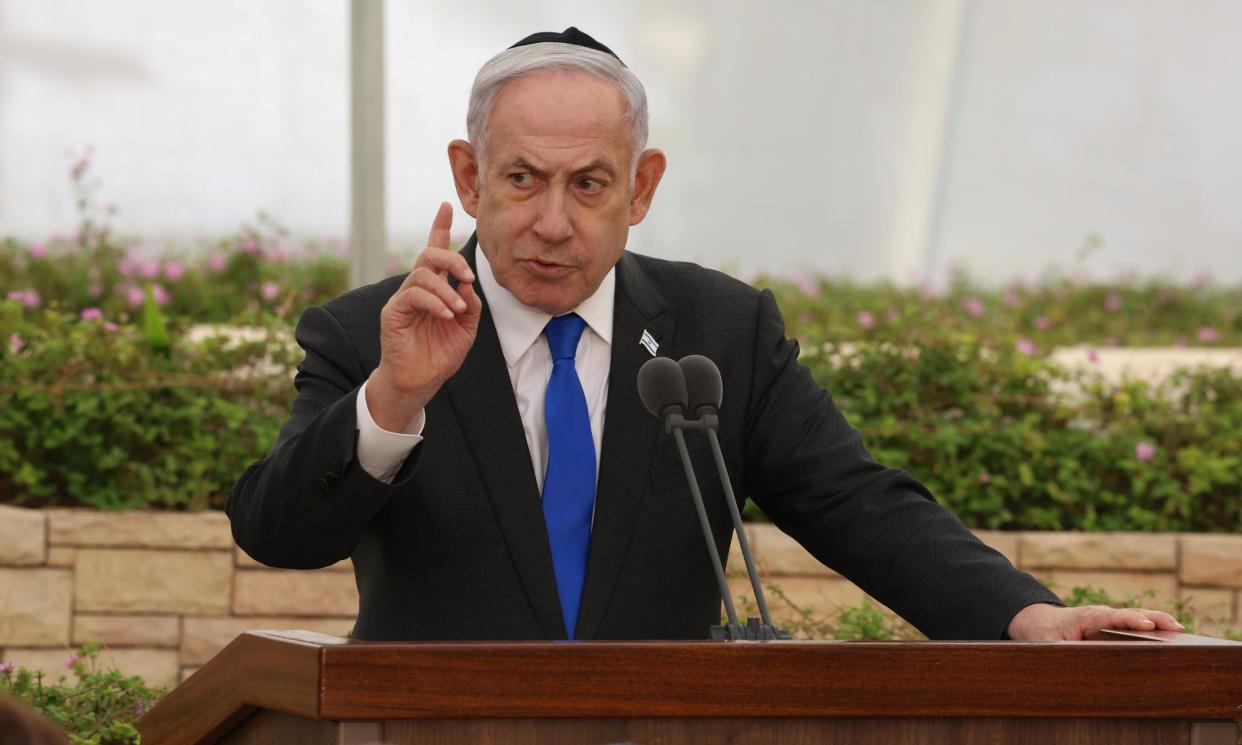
xmin=664 ymin=411 xmax=790 ymax=641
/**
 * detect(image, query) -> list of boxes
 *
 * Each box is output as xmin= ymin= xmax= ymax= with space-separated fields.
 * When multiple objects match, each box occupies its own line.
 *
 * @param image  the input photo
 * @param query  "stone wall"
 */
xmin=1 ymin=504 xmax=1239 ymax=687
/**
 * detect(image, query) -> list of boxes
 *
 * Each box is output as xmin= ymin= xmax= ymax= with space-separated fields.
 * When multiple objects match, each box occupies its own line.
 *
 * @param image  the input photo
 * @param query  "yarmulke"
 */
xmin=508 ymin=27 xmax=625 ymax=67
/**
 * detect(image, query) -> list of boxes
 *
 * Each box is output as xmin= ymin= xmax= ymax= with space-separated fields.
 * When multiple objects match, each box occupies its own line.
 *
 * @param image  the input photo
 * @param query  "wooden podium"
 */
xmin=140 ymin=629 xmax=1242 ymax=744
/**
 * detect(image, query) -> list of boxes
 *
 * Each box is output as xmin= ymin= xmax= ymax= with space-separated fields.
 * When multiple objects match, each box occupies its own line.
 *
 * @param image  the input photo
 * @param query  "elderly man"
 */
xmin=229 ymin=28 xmax=1181 ymax=642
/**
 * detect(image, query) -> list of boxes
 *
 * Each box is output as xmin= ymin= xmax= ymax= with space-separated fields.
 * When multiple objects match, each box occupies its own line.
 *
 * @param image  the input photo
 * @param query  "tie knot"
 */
xmin=545 ymin=313 xmax=586 ymax=362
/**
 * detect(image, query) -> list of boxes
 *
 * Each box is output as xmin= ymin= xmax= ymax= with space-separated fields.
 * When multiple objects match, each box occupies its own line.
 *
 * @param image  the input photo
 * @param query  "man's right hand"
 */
xmin=365 ymin=202 xmax=482 ymax=432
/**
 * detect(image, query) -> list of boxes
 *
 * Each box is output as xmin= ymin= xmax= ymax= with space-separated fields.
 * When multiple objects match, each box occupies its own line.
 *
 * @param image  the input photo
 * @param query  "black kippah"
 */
xmin=508 ymin=27 xmax=625 ymax=67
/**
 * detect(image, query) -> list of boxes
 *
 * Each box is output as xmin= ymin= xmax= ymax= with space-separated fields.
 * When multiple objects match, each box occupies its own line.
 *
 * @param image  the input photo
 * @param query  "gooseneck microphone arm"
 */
xmin=705 ymin=426 xmax=772 ymax=627
xmin=672 ymin=426 xmax=741 ymax=629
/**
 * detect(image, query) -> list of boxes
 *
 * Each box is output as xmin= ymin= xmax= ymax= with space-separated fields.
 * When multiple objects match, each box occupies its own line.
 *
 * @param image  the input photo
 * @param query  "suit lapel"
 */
xmin=445 ymin=237 xmax=566 ymax=640
xmin=575 ymin=252 xmax=673 ymax=640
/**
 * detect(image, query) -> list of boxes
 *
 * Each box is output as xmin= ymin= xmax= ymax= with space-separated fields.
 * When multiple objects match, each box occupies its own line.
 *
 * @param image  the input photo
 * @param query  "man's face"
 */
xmin=449 ymin=69 xmax=665 ymax=315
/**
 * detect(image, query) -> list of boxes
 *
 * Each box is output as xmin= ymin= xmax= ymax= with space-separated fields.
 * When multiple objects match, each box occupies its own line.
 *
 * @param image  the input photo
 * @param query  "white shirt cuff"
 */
xmin=355 ymin=379 xmax=425 ymax=483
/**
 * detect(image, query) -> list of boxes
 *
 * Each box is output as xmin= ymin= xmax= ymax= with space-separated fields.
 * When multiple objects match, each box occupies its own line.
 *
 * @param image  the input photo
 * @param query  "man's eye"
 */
xmin=578 ymin=178 xmax=604 ymax=194
xmin=509 ymin=172 xmax=532 ymax=186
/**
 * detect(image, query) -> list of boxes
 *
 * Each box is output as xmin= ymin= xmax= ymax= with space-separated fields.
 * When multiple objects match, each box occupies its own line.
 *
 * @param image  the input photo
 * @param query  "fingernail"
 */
xmin=465 ymin=269 xmax=476 ymax=281
xmin=455 ymin=298 xmax=467 ymax=311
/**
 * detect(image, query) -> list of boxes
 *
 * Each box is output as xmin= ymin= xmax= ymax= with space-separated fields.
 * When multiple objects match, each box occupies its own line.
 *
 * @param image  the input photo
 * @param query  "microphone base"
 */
xmin=711 ymin=617 xmax=792 ymax=641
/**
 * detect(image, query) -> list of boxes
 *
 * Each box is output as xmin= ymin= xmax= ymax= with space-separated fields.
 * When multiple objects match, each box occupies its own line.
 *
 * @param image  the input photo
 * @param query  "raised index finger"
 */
xmin=428 ymin=201 xmax=453 ymax=250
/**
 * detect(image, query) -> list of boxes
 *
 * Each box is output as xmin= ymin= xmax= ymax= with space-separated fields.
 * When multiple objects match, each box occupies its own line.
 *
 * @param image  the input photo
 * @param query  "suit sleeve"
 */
xmin=227 ymin=304 xmax=422 ymax=569
xmin=742 ymin=289 xmax=1060 ymax=640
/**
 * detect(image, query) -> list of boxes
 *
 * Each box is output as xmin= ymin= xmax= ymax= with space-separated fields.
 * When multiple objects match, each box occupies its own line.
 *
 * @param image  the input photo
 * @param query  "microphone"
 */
xmin=637 ymin=357 xmax=741 ymax=635
xmin=678 ymin=355 xmax=785 ymax=640
xmin=636 ymin=356 xmax=688 ymax=425
xmin=636 ymin=356 xmax=788 ymax=641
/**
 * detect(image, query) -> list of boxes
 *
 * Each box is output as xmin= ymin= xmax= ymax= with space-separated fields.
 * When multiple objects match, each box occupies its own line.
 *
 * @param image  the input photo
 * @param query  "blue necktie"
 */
xmin=542 ymin=313 xmax=595 ymax=640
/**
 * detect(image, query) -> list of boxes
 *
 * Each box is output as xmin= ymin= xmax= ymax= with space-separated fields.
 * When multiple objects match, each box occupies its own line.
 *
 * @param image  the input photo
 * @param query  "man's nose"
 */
xmin=532 ymin=188 xmax=573 ymax=244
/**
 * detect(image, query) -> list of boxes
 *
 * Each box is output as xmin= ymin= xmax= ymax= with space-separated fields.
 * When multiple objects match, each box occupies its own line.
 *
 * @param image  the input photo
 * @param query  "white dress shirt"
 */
xmin=355 ymin=247 xmax=614 ymax=487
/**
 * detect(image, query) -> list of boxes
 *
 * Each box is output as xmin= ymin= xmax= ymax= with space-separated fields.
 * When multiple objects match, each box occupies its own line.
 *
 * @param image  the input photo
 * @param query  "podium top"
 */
xmin=141 ymin=630 xmax=1242 ymax=745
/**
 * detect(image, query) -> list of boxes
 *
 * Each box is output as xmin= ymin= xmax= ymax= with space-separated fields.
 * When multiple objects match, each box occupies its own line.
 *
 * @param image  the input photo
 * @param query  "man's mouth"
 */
xmin=520 ymin=258 xmax=574 ymax=278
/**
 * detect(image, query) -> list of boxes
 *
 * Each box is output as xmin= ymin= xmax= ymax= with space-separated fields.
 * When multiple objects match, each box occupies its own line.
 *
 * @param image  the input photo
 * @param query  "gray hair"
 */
xmin=466 ymin=42 xmax=649 ymax=177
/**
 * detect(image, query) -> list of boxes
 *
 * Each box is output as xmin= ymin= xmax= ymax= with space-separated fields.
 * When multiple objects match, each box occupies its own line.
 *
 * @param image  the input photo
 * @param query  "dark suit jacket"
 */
xmin=228 ymin=237 xmax=1059 ymax=641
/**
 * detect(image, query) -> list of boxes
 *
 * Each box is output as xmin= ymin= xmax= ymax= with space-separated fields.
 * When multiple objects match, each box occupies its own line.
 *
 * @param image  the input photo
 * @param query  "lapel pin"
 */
xmin=639 ymin=329 xmax=659 ymax=357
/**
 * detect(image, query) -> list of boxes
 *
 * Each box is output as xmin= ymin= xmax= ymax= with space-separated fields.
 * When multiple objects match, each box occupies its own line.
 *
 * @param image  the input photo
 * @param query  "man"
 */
xmin=229 ymin=28 xmax=1181 ymax=642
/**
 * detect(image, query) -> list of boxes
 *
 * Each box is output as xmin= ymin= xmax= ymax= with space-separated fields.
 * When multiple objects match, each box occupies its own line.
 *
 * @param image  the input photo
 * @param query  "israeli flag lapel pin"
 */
xmin=639 ymin=329 xmax=659 ymax=357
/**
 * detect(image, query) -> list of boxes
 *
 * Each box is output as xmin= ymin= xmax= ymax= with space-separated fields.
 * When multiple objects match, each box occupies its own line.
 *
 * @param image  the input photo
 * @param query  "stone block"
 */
xmin=232 ymin=569 xmax=359 ymax=616
xmin=0 ymin=505 xmax=46 ymax=566
xmin=72 ymin=614 xmax=181 ymax=648
xmin=181 ymin=615 xmax=355 ymax=665
xmin=972 ymin=530 xmax=1019 ymax=566
xmin=727 ymin=575 xmax=868 ymax=628
xmin=233 ymin=544 xmax=353 ymax=572
xmin=47 ymin=509 xmax=233 ymax=549
xmin=1020 ymin=532 xmax=1176 ymax=570
xmin=1042 ymin=570 xmax=1178 ymax=605
xmin=0 ymin=568 xmax=72 ymax=645
xmin=181 ymin=666 xmax=200 ymax=683
xmin=749 ymin=523 xmax=839 ymax=577
xmin=1178 ymin=586 xmax=1235 ymax=623
xmin=1181 ymin=535 xmax=1242 ymax=587
xmin=45 ymin=546 xmax=76 ymax=567
xmin=74 ymin=549 xmax=232 ymax=613
xmin=1 ymin=647 xmax=180 ymax=688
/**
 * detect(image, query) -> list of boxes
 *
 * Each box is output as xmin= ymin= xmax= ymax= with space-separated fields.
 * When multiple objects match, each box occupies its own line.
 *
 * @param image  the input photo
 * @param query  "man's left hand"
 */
xmin=1006 ymin=603 xmax=1185 ymax=641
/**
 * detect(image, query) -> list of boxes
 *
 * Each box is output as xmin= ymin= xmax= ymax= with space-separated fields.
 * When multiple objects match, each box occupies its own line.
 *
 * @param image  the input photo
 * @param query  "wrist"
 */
xmin=365 ymin=369 xmax=435 ymax=432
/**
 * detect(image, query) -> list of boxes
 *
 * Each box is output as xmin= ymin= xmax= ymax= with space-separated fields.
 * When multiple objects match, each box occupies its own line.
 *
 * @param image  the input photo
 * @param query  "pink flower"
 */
xmin=241 ymin=238 xmax=260 ymax=253
xmin=8 ymin=289 xmax=41 ymax=309
xmin=65 ymin=655 xmax=83 ymax=669
xmin=8 ymin=334 xmax=23 ymax=353
xmin=857 ymin=310 xmax=875 ymax=330
xmin=1016 ymin=338 xmax=1036 ymax=356
xmin=28 ymin=243 xmax=47 ymax=259
xmin=139 ymin=260 xmax=160 ymax=280
xmin=88 ymin=282 xmax=103 ymax=299
xmin=1002 ymin=289 xmax=1021 ymax=308
xmin=0 ymin=662 xmax=15 ymax=674
xmin=1105 ymin=292 xmax=1123 ymax=312
xmin=978 ymin=472 xmax=991 ymax=484
xmin=1034 ymin=316 xmax=1052 ymax=330
xmin=789 ymin=272 xmax=821 ymax=299
xmin=962 ymin=297 xmax=985 ymax=317
xmin=1196 ymin=326 xmax=1220 ymax=343
xmin=162 ymin=261 xmax=185 ymax=282
xmin=885 ymin=308 xmax=900 ymax=323
xmin=152 ymin=284 xmax=172 ymax=305
xmin=80 ymin=307 xmax=104 ymax=322
xmin=1135 ymin=441 xmax=1156 ymax=462
xmin=268 ymin=247 xmax=292 ymax=263
xmin=207 ymin=254 xmax=228 ymax=272
xmin=1086 ymin=347 xmax=1100 ymax=364
xmin=103 ymin=322 xmax=119 ymax=333
xmin=260 ymin=281 xmax=280 ymax=302
xmin=919 ymin=281 xmax=941 ymax=300
xmin=1173 ymin=336 xmax=1187 ymax=347
xmin=124 ymin=285 xmax=145 ymax=308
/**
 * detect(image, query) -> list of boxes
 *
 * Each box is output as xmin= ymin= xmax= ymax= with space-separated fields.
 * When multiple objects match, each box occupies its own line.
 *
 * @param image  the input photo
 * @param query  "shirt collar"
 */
xmin=476 ymin=245 xmax=615 ymax=368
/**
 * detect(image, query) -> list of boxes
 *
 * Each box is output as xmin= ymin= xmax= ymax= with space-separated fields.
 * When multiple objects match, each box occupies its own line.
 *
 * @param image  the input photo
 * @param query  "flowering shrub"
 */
xmin=769 ymin=273 xmax=1242 ymax=348
xmin=789 ymin=326 xmax=1242 ymax=532
xmin=0 ymin=643 xmax=163 ymax=745
xmin=0 ymin=302 xmax=297 ymax=510
xmin=0 ymin=155 xmax=348 ymax=326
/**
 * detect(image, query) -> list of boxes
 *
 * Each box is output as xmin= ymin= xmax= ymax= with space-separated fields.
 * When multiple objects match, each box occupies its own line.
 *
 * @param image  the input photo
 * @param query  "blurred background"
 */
xmin=3 ymin=0 xmax=1241 ymax=284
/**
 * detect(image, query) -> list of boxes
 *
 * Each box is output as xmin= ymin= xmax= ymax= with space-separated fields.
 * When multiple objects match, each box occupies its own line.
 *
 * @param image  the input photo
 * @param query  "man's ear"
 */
xmin=447 ymin=139 xmax=480 ymax=218
xmin=628 ymin=148 xmax=667 ymax=226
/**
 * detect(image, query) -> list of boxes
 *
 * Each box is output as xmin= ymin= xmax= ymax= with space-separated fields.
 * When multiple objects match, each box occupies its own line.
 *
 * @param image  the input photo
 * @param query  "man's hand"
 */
xmin=1006 ymin=602 xmax=1184 ymax=641
xmin=366 ymin=202 xmax=482 ymax=432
